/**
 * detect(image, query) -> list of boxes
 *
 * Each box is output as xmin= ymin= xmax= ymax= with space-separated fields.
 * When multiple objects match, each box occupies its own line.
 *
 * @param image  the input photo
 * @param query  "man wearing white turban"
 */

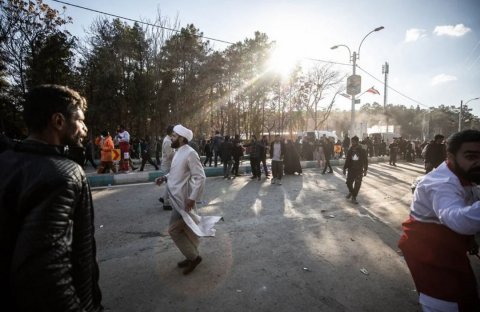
xmin=155 ymin=124 xmax=222 ymax=275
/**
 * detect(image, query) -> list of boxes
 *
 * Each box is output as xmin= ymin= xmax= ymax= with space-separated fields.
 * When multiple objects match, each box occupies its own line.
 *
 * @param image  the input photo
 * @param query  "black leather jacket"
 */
xmin=0 ymin=139 xmax=102 ymax=311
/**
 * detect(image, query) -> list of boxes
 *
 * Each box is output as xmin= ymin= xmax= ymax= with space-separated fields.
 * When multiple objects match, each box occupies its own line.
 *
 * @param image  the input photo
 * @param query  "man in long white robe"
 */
xmin=156 ymin=124 xmax=222 ymax=275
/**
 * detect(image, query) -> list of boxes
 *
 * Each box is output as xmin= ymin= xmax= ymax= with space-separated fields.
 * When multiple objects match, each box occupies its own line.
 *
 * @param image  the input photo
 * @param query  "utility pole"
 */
xmin=382 ymin=62 xmax=389 ymax=141
xmin=351 ymin=51 xmax=357 ymax=136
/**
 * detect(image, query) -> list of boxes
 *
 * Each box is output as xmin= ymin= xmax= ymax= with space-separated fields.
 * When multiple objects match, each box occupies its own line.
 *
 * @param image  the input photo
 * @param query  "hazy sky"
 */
xmin=46 ymin=0 xmax=480 ymax=115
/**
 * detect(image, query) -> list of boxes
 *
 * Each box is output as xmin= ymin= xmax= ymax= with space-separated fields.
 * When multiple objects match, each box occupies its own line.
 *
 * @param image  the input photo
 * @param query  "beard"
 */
xmin=454 ymin=159 xmax=480 ymax=184
xmin=171 ymin=139 xmax=180 ymax=149
xmin=62 ymin=132 xmax=85 ymax=147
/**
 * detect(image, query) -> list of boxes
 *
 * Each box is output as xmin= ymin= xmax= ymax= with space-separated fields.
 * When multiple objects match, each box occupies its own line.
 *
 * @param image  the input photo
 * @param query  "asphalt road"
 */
xmin=91 ymin=160 xmax=480 ymax=312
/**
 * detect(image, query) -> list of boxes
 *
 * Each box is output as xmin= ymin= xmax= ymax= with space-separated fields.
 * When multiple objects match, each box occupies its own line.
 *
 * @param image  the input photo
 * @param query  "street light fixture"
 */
xmin=459 ymin=97 xmax=480 ymax=131
xmin=331 ymin=26 xmax=384 ymax=136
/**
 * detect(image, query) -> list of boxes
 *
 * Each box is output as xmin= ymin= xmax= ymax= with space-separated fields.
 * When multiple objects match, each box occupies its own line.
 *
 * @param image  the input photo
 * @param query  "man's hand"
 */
xmin=185 ymin=199 xmax=195 ymax=212
xmin=155 ymin=176 xmax=166 ymax=186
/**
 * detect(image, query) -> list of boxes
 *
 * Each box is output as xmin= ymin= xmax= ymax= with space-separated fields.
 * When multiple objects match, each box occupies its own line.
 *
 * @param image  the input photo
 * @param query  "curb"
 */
xmin=87 ymin=156 xmax=388 ymax=187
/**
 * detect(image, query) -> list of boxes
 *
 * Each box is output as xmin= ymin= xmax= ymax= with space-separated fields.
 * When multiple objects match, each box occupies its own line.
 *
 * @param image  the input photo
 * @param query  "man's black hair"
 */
xmin=166 ymin=125 xmax=174 ymax=135
xmin=23 ymin=85 xmax=87 ymax=133
xmin=351 ymin=136 xmax=359 ymax=142
xmin=447 ymin=130 xmax=480 ymax=155
xmin=434 ymin=134 xmax=445 ymax=141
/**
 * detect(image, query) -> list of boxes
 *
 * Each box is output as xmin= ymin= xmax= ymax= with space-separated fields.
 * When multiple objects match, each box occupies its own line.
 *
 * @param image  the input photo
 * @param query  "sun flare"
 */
xmin=267 ymin=44 xmax=301 ymax=78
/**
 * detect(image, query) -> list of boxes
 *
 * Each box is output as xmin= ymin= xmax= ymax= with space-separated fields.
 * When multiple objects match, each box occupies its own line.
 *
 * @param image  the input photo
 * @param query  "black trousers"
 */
xmin=346 ymin=172 xmax=363 ymax=197
xmin=140 ymin=154 xmax=159 ymax=171
xmin=232 ymin=156 xmax=240 ymax=175
xmin=260 ymin=156 xmax=268 ymax=176
xmin=84 ymin=156 xmax=97 ymax=169
xmin=271 ymin=160 xmax=283 ymax=180
xmin=322 ymin=158 xmax=332 ymax=173
xmin=204 ymin=154 xmax=212 ymax=166
xmin=390 ymin=152 xmax=397 ymax=165
xmin=250 ymin=157 xmax=261 ymax=177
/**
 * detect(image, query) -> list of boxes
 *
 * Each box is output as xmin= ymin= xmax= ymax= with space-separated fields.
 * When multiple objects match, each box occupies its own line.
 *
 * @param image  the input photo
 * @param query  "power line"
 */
xmin=303 ymin=57 xmax=350 ymax=67
xmin=52 ymin=0 xmax=235 ymax=45
xmin=356 ymin=64 xmax=431 ymax=109
xmin=54 ymin=0 xmax=352 ymax=67
xmin=53 ymin=0 xmax=430 ymax=109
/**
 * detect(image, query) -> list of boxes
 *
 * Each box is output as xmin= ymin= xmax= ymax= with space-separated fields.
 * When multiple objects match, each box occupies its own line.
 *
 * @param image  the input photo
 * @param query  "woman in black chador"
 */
xmin=284 ymin=139 xmax=302 ymax=175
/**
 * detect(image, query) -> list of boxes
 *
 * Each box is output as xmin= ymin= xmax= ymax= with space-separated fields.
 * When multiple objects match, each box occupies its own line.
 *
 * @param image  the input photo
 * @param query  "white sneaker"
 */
xmin=277 ymin=180 xmax=282 ymax=185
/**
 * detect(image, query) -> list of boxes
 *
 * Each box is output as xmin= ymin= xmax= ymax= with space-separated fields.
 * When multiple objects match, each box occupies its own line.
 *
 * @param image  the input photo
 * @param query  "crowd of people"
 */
xmin=1 ymin=84 xmax=479 ymax=311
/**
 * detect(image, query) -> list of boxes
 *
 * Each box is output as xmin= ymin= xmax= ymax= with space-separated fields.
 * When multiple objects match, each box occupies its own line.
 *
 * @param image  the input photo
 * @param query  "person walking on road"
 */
xmin=139 ymin=135 xmax=159 ymax=171
xmin=220 ymin=135 xmax=234 ymax=179
xmin=389 ymin=139 xmax=399 ymax=166
xmin=116 ymin=124 xmax=135 ymax=172
xmin=97 ymin=130 xmax=117 ymax=174
xmin=212 ymin=130 xmax=223 ymax=167
xmin=284 ymin=139 xmax=302 ymax=175
xmin=424 ymin=134 xmax=447 ymax=173
xmin=203 ymin=138 xmax=213 ymax=167
xmin=0 ymin=85 xmax=103 ymax=311
xmin=155 ymin=125 xmax=221 ymax=275
xmin=244 ymin=135 xmax=263 ymax=180
xmin=399 ymin=130 xmax=480 ymax=311
xmin=322 ymin=137 xmax=334 ymax=174
xmin=232 ymin=134 xmax=243 ymax=177
xmin=159 ymin=125 xmax=175 ymax=210
xmin=260 ymin=135 xmax=270 ymax=178
xmin=270 ymin=134 xmax=285 ymax=185
xmin=343 ymin=136 xmax=368 ymax=204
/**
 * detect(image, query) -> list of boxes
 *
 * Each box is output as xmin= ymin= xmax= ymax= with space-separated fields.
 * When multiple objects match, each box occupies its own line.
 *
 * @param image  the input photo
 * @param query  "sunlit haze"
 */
xmin=46 ymin=0 xmax=480 ymax=114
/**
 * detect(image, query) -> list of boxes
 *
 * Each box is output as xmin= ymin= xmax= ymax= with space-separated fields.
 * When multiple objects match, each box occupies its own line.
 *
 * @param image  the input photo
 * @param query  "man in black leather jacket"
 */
xmin=0 ymin=85 xmax=103 ymax=311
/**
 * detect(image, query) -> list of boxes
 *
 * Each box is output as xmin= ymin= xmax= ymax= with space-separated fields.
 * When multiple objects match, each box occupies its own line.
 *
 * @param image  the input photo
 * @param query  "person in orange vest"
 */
xmin=97 ymin=130 xmax=116 ymax=174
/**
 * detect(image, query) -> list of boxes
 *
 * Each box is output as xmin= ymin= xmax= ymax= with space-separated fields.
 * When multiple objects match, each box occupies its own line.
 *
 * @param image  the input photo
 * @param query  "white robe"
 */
xmin=166 ymin=144 xmax=222 ymax=236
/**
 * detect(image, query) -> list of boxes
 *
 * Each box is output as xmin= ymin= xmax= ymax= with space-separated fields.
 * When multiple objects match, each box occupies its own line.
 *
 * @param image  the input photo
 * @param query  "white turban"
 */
xmin=173 ymin=124 xmax=193 ymax=142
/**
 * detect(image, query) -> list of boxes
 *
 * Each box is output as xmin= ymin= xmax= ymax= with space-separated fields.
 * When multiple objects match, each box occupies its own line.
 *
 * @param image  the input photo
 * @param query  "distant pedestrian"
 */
xmin=389 ymin=139 xmax=398 ymax=166
xmin=84 ymin=137 xmax=97 ymax=169
xmin=220 ymin=135 xmax=234 ymax=179
xmin=284 ymin=139 xmax=302 ymax=175
xmin=244 ymin=135 xmax=262 ymax=180
xmin=342 ymin=135 xmax=350 ymax=158
xmin=139 ymin=135 xmax=159 ymax=171
xmin=322 ymin=137 xmax=334 ymax=174
xmin=260 ymin=135 xmax=270 ymax=178
xmin=270 ymin=135 xmax=285 ymax=185
xmin=212 ymin=130 xmax=223 ymax=167
xmin=97 ymin=130 xmax=117 ymax=174
xmin=343 ymin=136 xmax=368 ymax=204
xmin=155 ymin=124 xmax=221 ymax=275
xmin=232 ymin=134 xmax=243 ymax=177
xmin=424 ymin=134 xmax=446 ymax=173
xmin=116 ymin=124 xmax=132 ymax=172
xmin=203 ymin=139 xmax=213 ymax=167
xmin=159 ymin=125 xmax=175 ymax=210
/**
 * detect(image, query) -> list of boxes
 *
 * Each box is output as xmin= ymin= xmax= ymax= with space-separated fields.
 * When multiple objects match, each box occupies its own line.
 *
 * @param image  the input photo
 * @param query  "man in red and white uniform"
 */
xmin=399 ymin=130 xmax=480 ymax=312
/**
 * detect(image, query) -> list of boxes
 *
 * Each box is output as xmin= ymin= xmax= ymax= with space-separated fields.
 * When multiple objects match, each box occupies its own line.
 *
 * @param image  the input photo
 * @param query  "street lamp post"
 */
xmin=331 ymin=26 xmax=384 ymax=136
xmin=459 ymin=97 xmax=480 ymax=132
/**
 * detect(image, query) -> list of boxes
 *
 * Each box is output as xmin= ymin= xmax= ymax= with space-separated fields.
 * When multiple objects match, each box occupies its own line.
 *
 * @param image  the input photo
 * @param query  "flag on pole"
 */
xmin=340 ymin=93 xmax=351 ymax=99
xmin=366 ymin=86 xmax=380 ymax=95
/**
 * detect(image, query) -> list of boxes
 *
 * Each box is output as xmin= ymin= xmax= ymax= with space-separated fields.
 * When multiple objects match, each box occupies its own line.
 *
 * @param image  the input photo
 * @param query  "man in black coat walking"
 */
xmin=343 ymin=136 xmax=368 ymax=204
xmin=424 ymin=134 xmax=446 ymax=173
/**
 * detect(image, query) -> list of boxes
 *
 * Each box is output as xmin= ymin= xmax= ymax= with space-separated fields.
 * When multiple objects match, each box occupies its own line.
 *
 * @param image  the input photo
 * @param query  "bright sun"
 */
xmin=267 ymin=44 xmax=301 ymax=78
